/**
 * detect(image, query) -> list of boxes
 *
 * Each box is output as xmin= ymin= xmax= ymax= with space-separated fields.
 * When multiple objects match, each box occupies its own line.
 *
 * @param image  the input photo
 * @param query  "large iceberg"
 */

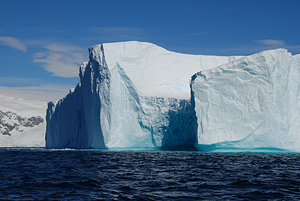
xmin=46 ymin=41 xmax=300 ymax=152
xmin=46 ymin=41 xmax=241 ymax=149
xmin=191 ymin=49 xmax=300 ymax=152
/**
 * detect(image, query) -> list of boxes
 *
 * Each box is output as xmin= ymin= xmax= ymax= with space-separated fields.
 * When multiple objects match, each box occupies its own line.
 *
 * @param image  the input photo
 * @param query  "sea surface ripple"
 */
xmin=1 ymin=148 xmax=300 ymax=200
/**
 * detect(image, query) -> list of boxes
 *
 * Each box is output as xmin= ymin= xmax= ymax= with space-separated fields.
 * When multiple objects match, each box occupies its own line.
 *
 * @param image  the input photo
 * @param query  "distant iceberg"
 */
xmin=46 ymin=41 xmax=300 ymax=152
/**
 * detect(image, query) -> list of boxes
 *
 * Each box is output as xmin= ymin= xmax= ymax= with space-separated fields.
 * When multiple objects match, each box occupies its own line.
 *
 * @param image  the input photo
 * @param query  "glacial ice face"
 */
xmin=46 ymin=41 xmax=300 ymax=151
xmin=46 ymin=41 xmax=241 ymax=149
xmin=191 ymin=49 xmax=300 ymax=152
xmin=46 ymin=85 xmax=88 ymax=149
xmin=46 ymin=44 xmax=194 ymax=149
xmin=46 ymin=41 xmax=300 ymax=152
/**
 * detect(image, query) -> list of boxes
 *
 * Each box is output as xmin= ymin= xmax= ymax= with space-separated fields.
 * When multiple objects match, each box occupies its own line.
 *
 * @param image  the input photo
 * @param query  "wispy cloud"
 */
xmin=0 ymin=77 xmax=41 ymax=85
xmin=0 ymin=84 xmax=73 ymax=102
xmin=255 ymin=39 xmax=286 ymax=46
xmin=33 ymin=44 xmax=87 ymax=77
xmin=45 ymin=44 xmax=84 ymax=52
xmin=89 ymin=27 xmax=148 ymax=41
xmin=285 ymin=45 xmax=300 ymax=54
xmin=0 ymin=36 xmax=27 ymax=52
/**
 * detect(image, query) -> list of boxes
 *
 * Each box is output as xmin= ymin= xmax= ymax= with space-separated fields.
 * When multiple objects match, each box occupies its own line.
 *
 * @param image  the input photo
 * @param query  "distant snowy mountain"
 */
xmin=0 ymin=111 xmax=43 ymax=136
xmin=0 ymin=95 xmax=46 ymax=147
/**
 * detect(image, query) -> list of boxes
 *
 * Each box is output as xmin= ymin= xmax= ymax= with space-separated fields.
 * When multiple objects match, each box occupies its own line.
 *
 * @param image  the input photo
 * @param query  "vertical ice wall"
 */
xmin=46 ymin=41 xmax=242 ymax=149
xmin=46 ymin=41 xmax=300 ymax=151
xmin=46 ymin=84 xmax=88 ymax=148
xmin=191 ymin=49 xmax=300 ymax=152
xmin=46 ymin=43 xmax=200 ymax=149
xmin=46 ymin=45 xmax=110 ymax=149
xmin=288 ymin=54 xmax=300 ymax=147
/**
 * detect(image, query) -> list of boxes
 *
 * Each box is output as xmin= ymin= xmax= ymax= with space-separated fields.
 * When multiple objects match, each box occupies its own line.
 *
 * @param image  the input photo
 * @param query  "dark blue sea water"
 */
xmin=1 ymin=148 xmax=300 ymax=200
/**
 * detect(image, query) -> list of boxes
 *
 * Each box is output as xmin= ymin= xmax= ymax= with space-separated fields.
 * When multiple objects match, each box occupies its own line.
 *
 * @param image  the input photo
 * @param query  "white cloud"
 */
xmin=0 ymin=94 xmax=47 ymax=117
xmin=285 ymin=45 xmax=300 ymax=54
xmin=0 ymin=77 xmax=40 ymax=85
xmin=33 ymin=44 xmax=87 ymax=77
xmin=0 ymin=36 xmax=27 ymax=52
xmin=45 ymin=44 xmax=84 ymax=52
xmin=0 ymin=84 xmax=76 ymax=117
xmin=0 ymin=84 xmax=73 ymax=102
xmin=256 ymin=39 xmax=286 ymax=46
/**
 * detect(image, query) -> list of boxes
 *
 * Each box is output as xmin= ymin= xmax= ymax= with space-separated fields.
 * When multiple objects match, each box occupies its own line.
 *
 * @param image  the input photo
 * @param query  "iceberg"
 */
xmin=191 ymin=49 xmax=300 ymax=152
xmin=46 ymin=41 xmax=300 ymax=152
xmin=46 ymin=41 xmax=241 ymax=149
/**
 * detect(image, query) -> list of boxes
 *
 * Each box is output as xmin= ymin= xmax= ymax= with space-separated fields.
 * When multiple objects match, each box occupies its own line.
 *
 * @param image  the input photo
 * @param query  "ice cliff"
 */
xmin=46 ymin=41 xmax=300 ymax=152
xmin=46 ymin=41 xmax=241 ymax=149
xmin=191 ymin=49 xmax=300 ymax=152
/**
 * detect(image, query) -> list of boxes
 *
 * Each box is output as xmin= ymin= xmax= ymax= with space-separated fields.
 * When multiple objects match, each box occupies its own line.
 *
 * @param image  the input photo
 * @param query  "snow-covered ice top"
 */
xmin=90 ymin=41 xmax=243 ymax=99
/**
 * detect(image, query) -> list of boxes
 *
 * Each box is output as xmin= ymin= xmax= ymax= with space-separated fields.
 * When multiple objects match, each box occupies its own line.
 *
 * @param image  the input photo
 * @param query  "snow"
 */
xmin=191 ymin=49 xmax=300 ymax=152
xmin=0 ymin=123 xmax=45 ymax=147
xmin=0 ymin=95 xmax=46 ymax=147
xmin=103 ymin=41 xmax=242 ymax=99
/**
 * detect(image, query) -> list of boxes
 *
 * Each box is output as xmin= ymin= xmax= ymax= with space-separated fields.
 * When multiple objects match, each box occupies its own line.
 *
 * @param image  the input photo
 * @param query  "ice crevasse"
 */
xmin=46 ymin=41 xmax=300 ymax=152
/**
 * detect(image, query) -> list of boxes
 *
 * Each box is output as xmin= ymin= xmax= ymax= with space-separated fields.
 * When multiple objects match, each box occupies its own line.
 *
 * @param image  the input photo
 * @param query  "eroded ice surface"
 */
xmin=46 ymin=41 xmax=241 ymax=149
xmin=191 ymin=49 xmax=300 ymax=152
xmin=46 ymin=41 xmax=300 ymax=152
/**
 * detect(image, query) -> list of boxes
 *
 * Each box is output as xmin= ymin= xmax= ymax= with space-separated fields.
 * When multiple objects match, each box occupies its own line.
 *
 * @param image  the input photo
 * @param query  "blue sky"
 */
xmin=0 ymin=0 xmax=299 ymax=101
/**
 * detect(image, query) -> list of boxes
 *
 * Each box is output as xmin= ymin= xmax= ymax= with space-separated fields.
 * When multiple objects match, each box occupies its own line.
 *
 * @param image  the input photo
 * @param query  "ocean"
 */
xmin=1 ymin=148 xmax=300 ymax=200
